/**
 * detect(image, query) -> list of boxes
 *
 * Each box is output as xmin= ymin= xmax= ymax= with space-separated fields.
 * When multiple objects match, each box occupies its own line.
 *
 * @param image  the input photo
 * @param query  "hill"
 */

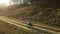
xmin=1 ymin=1 xmax=60 ymax=28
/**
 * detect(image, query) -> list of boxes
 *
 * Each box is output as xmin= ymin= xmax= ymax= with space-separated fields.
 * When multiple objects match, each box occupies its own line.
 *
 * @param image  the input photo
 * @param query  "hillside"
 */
xmin=0 ymin=21 xmax=38 ymax=34
xmin=2 ymin=5 xmax=60 ymax=28
xmin=1 ymin=1 xmax=60 ymax=28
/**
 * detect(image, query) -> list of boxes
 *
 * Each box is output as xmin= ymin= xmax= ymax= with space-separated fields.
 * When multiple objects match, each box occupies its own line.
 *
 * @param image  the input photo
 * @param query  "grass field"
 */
xmin=0 ymin=20 xmax=39 ymax=34
xmin=0 ymin=4 xmax=60 ymax=33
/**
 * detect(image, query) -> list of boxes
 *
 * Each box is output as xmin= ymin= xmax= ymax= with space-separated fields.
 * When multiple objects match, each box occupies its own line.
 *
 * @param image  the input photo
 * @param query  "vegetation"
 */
xmin=0 ymin=21 xmax=39 ymax=34
xmin=0 ymin=0 xmax=60 ymax=29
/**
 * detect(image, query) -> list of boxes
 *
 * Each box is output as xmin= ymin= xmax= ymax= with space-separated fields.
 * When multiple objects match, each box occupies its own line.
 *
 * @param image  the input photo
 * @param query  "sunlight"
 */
xmin=0 ymin=0 xmax=10 ymax=6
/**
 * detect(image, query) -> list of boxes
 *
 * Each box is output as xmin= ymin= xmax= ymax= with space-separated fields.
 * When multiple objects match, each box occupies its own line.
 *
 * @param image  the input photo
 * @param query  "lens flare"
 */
xmin=0 ymin=0 xmax=10 ymax=6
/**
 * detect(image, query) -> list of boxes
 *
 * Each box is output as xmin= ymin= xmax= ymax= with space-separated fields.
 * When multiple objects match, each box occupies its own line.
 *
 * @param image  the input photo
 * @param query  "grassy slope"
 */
xmin=0 ymin=21 xmax=39 ymax=34
xmin=8 ymin=5 xmax=60 ymax=28
xmin=1 ymin=1 xmax=60 ymax=28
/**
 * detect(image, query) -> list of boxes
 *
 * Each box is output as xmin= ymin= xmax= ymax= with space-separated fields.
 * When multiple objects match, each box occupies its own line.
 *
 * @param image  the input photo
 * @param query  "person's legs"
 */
xmin=28 ymin=22 xmax=33 ymax=26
